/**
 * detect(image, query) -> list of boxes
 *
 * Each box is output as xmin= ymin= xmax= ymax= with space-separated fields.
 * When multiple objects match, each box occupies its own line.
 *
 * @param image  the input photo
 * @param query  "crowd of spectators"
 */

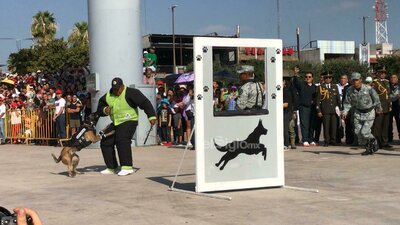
xmin=0 ymin=70 xmax=92 ymax=144
xmin=154 ymin=81 xmax=195 ymax=147
xmin=283 ymin=65 xmax=400 ymax=151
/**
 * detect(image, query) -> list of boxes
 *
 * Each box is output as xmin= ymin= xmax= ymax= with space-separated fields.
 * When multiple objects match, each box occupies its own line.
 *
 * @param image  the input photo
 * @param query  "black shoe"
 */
xmin=323 ymin=142 xmax=329 ymax=147
xmin=365 ymin=138 xmax=378 ymax=154
xmin=361 ymin=150 xmax=371 ymax=155
xmin=382 ymin=144 xmax=393 ymax=149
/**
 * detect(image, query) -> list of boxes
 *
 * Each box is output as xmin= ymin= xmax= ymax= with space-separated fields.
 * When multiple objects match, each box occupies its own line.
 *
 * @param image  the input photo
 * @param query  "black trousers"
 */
xmin=373 ymin=112 xmax=390 ymax=147
xmin=160 ymin=125 xmax=169 ymax=142
xmin=322 ymin=113 xmax=337 ymax=144
xmin=283 ymin=112 xmax=291 ymax=146
xmin=100 ymin=121 xmax=137 ymax=169
xmin=190 ymin=117 xmax=195 ymax=146
xmin=345 ymin=114 xmax=355 ymax=144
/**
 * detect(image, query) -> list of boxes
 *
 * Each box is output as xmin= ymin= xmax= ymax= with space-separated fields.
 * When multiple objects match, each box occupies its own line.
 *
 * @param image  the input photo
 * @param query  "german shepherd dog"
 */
xmin=51 ymin=112 xmax=115 ymax=177
xmin=214 ymin=119 xmax=268 ymax=170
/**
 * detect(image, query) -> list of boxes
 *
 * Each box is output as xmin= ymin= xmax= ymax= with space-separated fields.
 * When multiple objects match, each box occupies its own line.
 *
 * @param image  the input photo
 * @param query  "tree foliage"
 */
xmin=67 ymin=21 xmax=89 ymax=48
xmin=7 ymin=49 xmax=38 ymax=74
xmin=65 ymin=44 xmax=90 ymax=70
xmin=8 ymin=38 xmax=89 ymax=75
xmin=7 ymin=11 xmax=89 ymax=75
xmin=376 ymin=55 xmax=400 ymax=75
xmin=35 ymin=39 xmax=68 ymax=74
xmin=284 ymin=59 xmax=369 ymax=80
xmin=31 ymin=10 xmax=57 ymax=47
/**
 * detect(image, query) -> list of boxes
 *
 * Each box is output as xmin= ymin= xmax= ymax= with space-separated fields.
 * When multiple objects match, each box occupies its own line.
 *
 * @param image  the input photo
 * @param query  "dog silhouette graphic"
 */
xmin=214 ymin=119 xmax=268 ymax=170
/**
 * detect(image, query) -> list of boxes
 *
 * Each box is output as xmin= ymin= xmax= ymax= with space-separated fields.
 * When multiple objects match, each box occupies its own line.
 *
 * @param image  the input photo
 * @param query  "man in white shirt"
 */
xmin=0 ymin=97 xmax=6 ymax=144
xmin=336 ymin=74 xmax=349 ymax=102
xmin=53 ymin=89 xmax=66 ymax=139
xmin=336 ymin=74 xmax=350 ymax=144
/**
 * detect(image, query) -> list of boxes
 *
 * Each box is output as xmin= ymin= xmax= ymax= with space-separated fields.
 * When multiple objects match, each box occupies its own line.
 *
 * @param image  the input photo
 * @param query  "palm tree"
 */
xmin=67 ymin=21 xmax=89 ymax=48
xmin=31 ymin=11 xmax=57 ymax=47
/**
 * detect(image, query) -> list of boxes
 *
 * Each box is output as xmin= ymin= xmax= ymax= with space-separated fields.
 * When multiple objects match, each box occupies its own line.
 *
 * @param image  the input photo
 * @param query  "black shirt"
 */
xmin=293 ymin=76 xmax=317 ymax=107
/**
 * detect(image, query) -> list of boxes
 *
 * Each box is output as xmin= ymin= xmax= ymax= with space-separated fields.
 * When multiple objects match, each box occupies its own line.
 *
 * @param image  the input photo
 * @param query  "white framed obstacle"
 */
xmin=194 ymin=37 xmax=284 ymax=192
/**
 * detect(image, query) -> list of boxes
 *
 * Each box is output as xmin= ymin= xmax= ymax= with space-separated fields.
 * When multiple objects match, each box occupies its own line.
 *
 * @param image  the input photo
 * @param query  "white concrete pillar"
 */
xmin=88 ymin=0 xmax=152 ymax=146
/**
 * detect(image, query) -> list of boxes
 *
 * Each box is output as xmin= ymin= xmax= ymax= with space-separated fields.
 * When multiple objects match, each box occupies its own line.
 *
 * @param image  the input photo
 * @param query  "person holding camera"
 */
xmin=0 ymin=207 xmax=42 ymax=225
xmin=14 ymin=208 xmax=42 ymax=225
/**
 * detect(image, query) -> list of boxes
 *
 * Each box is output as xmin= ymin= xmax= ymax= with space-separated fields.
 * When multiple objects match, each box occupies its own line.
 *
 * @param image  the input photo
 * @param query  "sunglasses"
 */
xmin=305 ymin=76 xmax=313 ymax=78
xmin=324 ymin=76 xmax=333 ymax=79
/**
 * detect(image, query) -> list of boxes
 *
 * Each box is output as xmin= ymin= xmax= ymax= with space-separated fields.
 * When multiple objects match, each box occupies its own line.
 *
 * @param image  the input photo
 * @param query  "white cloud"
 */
xmin=333 ymin=1 xmax=360 ymax=11
xmin=198 ymin=24 xmax=231 ymax=35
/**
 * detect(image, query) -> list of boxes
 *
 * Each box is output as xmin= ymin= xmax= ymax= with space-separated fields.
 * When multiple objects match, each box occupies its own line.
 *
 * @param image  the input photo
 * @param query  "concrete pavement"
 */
xmin=1 ymin=143 xmax=400 ymax=225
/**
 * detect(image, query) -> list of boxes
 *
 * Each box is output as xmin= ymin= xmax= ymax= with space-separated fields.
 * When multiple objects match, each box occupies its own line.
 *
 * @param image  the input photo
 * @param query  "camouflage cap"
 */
xmin=237 ymin=65 xmax=254 ymax=74
xmin=350 ymin=72 xmax=361 ymax=80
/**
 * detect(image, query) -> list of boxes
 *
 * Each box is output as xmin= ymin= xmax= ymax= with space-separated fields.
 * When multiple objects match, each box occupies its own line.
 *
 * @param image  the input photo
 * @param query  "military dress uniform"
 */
xmin=371 ymin=78 xmax=391 ymax=148
xmin=343 ymin=74 xmax=382 ymax=155
xmin=316 ymin=82 xmax=340 ymax=146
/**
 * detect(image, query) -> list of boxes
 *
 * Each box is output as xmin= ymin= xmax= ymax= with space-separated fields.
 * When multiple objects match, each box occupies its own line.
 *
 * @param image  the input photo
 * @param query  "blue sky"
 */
xmin=1 ymin=0 xmax=399 ymax=67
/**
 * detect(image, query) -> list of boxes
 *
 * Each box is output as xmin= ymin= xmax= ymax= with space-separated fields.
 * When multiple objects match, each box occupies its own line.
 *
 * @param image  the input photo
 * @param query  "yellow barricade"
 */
xmin=5 ymin=108 xmax=70 ymax=144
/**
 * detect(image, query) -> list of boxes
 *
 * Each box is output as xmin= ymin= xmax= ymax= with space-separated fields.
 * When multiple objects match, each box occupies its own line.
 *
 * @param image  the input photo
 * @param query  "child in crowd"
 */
xmin=10 ymin=102 xmax=22 ymax=144
xmin=157 ymin=99 xmax=172 ymax=146
xmin=22 ymin=110 xmax=32 ymax=144
xmin=224 ymin=85 xmax=238 ymax=110
xmin=143 ymin=67 xmax=155 ymax=85
xmin=173 ymin=104 xmax=183 ymax=145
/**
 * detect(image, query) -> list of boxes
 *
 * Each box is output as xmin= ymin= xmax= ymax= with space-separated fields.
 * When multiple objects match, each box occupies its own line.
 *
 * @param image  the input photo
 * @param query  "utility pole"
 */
xmin=171 ymin=5 xmax=178 ymax=73
xmin=296 ymin=27 xmax=300 ymax=61
xmin=277 ymin=0 xmax=281 ymax=39
xmin=236 ymin=25 xmax=240 ymax=65
xmin=362 ymin=16 xmax=369 ymax=44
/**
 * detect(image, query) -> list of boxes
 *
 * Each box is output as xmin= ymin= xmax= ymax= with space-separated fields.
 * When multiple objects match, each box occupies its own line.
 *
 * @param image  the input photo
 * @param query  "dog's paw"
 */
xmin=68 ymin=173 xmax=76 ymax=178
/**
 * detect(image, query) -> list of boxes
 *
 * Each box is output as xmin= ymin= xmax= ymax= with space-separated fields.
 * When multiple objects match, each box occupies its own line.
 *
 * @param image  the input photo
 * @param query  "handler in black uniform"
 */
xmin=97 ymin=77 xmax=156 ymax=176
xmin=316 ymin=72 xmax=341 ymax=146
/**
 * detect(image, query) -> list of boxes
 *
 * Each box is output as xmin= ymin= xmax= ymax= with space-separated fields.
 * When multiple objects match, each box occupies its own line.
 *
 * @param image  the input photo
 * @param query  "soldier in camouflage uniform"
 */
xmin=236 ymin=65 xmax=264 ymax=110
xmin=342 ymin=72 xmax=382 ymax=155
xmin=371 ymin=67 xmax=392 ymax=149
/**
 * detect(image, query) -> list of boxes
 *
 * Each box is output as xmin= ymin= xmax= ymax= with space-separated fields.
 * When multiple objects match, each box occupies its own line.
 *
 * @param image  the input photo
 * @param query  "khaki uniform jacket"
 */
xmin=371 ymin=79 xmax=391 ymax=113
xmin=316 ymin=83 xmax=340 ymax=114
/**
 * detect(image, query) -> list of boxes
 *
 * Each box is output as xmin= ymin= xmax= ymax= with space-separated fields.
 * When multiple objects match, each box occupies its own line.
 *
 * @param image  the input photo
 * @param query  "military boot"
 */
xmin=361 ymin=140 xmax=372 ymax=156
xmin=290 ymin=135 xmax=297 ymax=149
xmin=370 ymin=138 xmax=378 ymax=153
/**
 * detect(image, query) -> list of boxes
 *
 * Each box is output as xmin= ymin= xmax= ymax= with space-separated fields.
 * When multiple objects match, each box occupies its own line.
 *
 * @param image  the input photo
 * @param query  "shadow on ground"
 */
xmin=303 ymin=150 xmax=360 ymax=155
xmin=51 ymin=165 xmax=141 ymax=177
xmin=147 ymin=173 xmax=195 ymax=191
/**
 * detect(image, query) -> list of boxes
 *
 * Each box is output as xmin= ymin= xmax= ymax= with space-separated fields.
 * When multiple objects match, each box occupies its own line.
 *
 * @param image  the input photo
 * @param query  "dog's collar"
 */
xmin=82 ymin=123 xmax=96 ymax=130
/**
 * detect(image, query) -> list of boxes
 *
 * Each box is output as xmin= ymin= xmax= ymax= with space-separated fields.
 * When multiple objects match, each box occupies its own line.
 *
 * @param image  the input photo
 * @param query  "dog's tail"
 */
xmin=51 ymin=153 xmax=62 ymax=163
xmin=213 ymin=139 xmax=228 ymax=152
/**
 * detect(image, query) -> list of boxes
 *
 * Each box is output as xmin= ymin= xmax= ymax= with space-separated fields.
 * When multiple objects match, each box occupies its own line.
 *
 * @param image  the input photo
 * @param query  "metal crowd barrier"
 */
xmin=5 ymin=108 xmax=70 ymax=144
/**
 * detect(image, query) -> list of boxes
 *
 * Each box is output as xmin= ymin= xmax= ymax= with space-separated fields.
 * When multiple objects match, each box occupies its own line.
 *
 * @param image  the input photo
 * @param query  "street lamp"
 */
xmin=277 ymin=0 xmax=280 ymax=39
xmin=361 ymin=16 xmax=370 ymax=44
xmin=171 ymin=5 xmax=178 ymax=73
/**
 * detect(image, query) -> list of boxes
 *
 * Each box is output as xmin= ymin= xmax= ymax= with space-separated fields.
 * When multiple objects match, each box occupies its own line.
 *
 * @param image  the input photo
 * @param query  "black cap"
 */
xmin=377 ymin=66 xmax=386 ymax=72
xmin=111 ymin=77 xmax=123 ymax=91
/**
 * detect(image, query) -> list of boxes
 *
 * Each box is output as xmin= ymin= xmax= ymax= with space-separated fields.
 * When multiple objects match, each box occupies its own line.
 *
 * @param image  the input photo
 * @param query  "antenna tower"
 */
xmin=374 ymin=0 xmax=389 ymax=44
